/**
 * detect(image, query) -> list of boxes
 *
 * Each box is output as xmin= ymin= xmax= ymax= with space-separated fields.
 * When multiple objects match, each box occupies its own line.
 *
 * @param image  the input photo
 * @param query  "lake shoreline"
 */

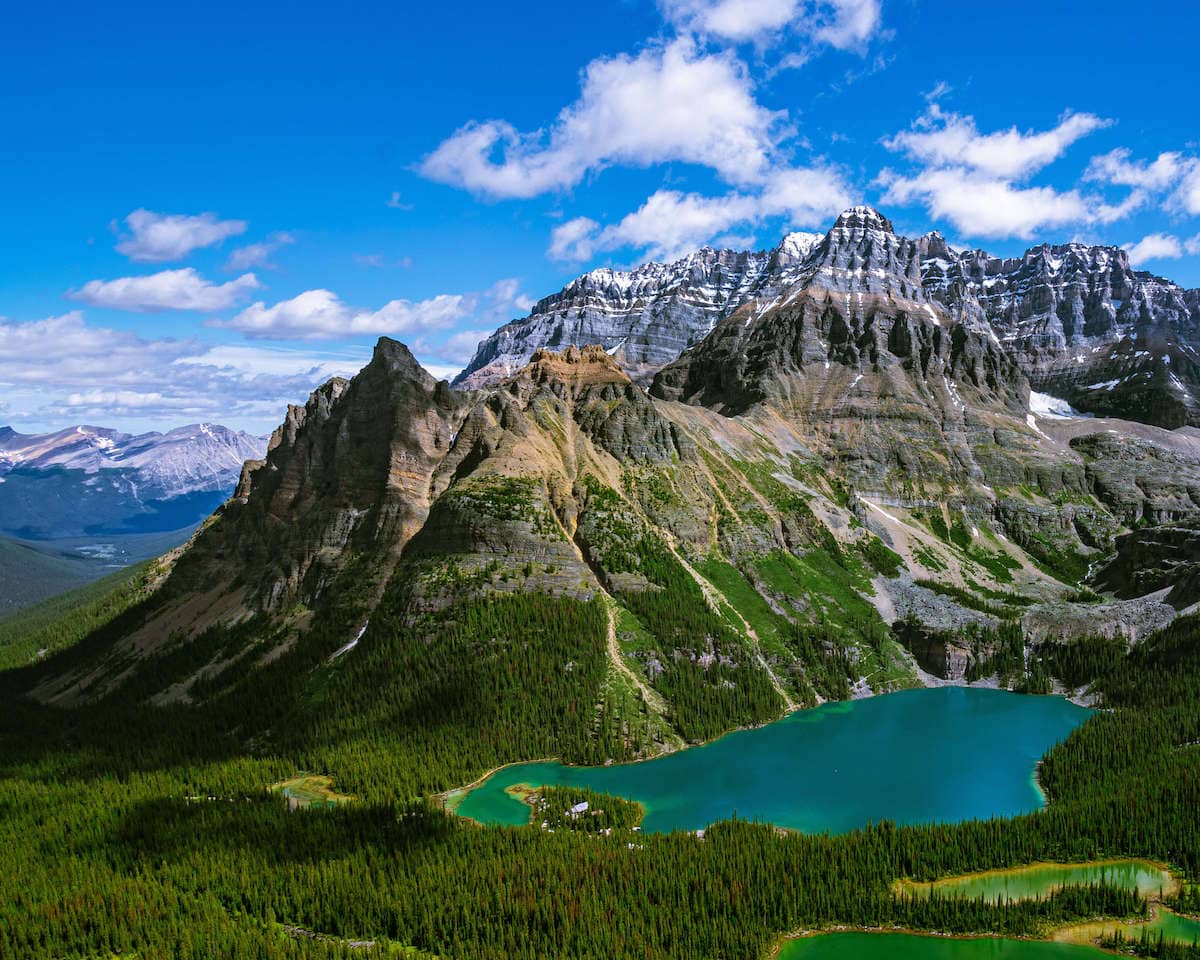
xmin=447 ymin=686 xmax=1091 ymax=834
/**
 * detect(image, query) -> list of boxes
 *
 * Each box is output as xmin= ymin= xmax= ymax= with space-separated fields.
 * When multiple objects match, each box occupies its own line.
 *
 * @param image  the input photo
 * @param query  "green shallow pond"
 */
xmin=899 ymin=860 xmax=1173 ymax=903
xmin=452 ymin=687 xmax=1091 ymax=834
xmin=777 ymin=933 xmax=1105 ymax=959
xmin=1095 ymin=909 xmax=1200 ymax=946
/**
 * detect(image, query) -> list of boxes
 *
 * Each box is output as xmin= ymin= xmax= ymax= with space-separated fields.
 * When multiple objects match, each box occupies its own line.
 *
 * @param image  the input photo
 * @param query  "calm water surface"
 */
xmin=899 ymin=860 xmax=1173 ymax=902
xmin=453 ymin=687 xmax=1091 ymax=833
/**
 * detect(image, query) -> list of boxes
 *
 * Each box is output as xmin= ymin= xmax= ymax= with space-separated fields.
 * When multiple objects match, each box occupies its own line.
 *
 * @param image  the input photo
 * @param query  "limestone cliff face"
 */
xmin=922 ymin=238 xmax=1200 ymax=428
xmin=172 ymin=338 xmax=468 ymax=611
xmin=460 ymin=209 xmax=1200 ymax=430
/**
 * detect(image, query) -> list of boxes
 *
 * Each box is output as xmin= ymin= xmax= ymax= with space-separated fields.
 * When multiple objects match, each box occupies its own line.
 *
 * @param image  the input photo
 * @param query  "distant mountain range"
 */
xmin=457 ymin=208 xmax=1200 ymax=430
xmin=0 ymin=423 xmax=266 ymax=540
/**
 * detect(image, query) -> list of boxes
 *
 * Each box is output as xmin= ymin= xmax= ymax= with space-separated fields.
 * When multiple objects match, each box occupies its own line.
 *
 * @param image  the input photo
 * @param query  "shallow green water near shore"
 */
xmin=453 ymin=686 xmax=1091 ymax=834
xmin=777 ymin=933 xmax=1106 ymax=959
xmin=776 ymin=933 xmax=1105 ymax=959
xmin=899 ymin=860 xmax=1173 ymax=903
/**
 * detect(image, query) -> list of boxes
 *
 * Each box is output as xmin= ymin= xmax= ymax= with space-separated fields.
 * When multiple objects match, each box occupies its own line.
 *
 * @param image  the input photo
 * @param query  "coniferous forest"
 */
xmin=1 ymin=574 xmax=1199 ymax=958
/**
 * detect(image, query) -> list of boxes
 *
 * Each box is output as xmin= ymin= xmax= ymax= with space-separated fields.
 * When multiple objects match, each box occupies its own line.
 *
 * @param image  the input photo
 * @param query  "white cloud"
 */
xmin=884 ymin=105 xmax=1111 ymax=179
xmin=218 ymin=289 xmax=470 ymax=340
xmin=216 ymin=277 xmax=532 ymax=342
xmin=115 ymin=209 xmax=247 ymax=262
xmin=878 ymin=106 xmax=1146 ymax=240
xmin=548 ymin=218 xmax=602 ymax=262
xmin=660 ymin=0 xmax=881 ymax=49
xmin=879 ymin=167 xmax=1091 ymax=239
xmin=437 ymin=329 xmax=494 ymax=365
xmin=549 ymin=165 xmax=853 ymax=262
xmin=1085 ymin=149 xmax=1187 ymax=191
xmin=813 ymin=0 xmax=881 ymax=49
xmin=176 ymin=343 xmax=369 ymax=381
xmin=1171 ymin=161 xmax=1200 ymax=216
xmin=224 ymin=232 xmax=295 ymax=271
xmin=0 ymin=312 xmax=194 ymax=387
xmin=69 ymin=268 xmax=261 ymax=312
xmin=420 ymin=38 xmax=783 ymax=198
xmin=1122 ymin=233 xmax=1185 ymax=265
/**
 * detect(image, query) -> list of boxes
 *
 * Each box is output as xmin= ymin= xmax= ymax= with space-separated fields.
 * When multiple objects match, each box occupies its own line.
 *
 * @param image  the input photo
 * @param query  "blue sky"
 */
xmin=3 ymin=0 xmax=1199 ymax=434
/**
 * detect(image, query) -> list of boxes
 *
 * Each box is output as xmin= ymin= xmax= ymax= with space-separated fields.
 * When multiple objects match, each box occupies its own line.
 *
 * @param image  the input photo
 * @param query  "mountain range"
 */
xmin=16 ymin=207 xmax=1200 ymax=719
xmin=458 ymin=207 xmax=1200 ymax=430
xmin=0 ymin=422 xmax=266 ymax=611
xmin=0 ymin=422 xmax=266 ymax=540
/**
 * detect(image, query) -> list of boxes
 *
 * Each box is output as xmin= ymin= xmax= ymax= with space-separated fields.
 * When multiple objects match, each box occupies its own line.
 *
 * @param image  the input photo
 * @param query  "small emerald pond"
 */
xmin=896 ymin=860 xmax=1175 ymax=903
xmin=776 ymin=933 xmax=1106 ymax=959
xmin=451 ymin=687 xmax=1091 ymax=834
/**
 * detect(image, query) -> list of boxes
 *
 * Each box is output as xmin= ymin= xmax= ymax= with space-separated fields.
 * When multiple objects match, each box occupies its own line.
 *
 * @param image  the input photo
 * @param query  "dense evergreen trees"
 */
xmin=1 ymin=579 xmax=1198 ymax=957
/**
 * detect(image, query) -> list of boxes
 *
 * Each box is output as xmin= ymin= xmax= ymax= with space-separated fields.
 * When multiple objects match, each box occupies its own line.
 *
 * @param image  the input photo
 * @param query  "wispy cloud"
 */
xmin=224 ymin=232 xmax=295 ymax=271
xmin=115 ymin=209 xmax=247 ymax=262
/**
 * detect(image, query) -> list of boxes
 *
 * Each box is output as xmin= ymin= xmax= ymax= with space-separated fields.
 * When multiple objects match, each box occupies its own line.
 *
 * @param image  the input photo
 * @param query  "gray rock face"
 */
xmin=454 ymin=239 xmax=823 ymax=389
xmin=458 ymin=209 xmax=1200 ymax=430
xmin=1095 ymin=521 xmax=1200 ymax=610
xmin=921 ymin=238 xmax=1200 ymax=427
xmin=651 ymin=208 xmax=1031 ymax=491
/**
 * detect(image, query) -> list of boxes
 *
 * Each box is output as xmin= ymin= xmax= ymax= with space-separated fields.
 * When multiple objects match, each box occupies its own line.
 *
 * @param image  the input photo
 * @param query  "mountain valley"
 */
xmin=3 ymin=207 xmax=1200 ymax=960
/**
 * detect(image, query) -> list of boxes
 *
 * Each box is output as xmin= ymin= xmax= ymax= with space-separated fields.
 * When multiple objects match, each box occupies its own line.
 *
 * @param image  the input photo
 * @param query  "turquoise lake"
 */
xmin=452 ymin=686 xmax=1092 ymax=834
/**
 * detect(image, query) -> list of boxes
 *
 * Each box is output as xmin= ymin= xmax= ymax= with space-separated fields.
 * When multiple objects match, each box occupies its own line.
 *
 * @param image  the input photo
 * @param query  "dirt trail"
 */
xmin=603 ymin=599 xmax=669 ymax=713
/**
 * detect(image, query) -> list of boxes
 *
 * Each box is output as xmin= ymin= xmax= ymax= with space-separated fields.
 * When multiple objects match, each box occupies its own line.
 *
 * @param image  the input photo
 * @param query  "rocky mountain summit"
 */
xmin=457 ymin=208 xmax=1200 ymax=430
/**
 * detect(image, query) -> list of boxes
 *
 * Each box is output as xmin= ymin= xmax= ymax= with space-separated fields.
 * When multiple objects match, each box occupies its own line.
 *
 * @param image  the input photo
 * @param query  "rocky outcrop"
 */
xmin=1095 ymin=522 xmax=1200 ymax=609
xmin=651 ymin=208 xmax=1035 ymax=493
xmin=922 ymin=239 xmax=1200 ymax=428
xmin=173 ymin=339 xmax=468 ymax=611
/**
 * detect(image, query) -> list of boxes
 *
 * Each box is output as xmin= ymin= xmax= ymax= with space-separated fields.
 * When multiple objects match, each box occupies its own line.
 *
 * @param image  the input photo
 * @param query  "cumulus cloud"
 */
xmin=69 ymin=268 xmax=261 ymax=312
xmin=879 ymin=168 xmax=1091 ymax=239
xmin=217 ymin=289 xmax=469 ymax=340
xmin=1121 ymin=232 xmax=1200 ymax=265
xmin=660 ymin=0 xmax=881 ymax=49
xmin=436 ymin=329 xmax=495 ymax=365
xmin=216 ymin=277 xmax=532 ymax=341
xmin=1083 ymin=147 xmax=1200 ymax=217
xmin=420 ymin=38 xmax=783 ymax=198
xmin=549 ymin=165 xmax=854 ymax=262
xmin=879 ymin=106 xmax=1141 ymax=240
xmin=115 ymin=209 xmax=247 ymax=262
xmin=224 ymin=232 xmax=295 ymax=271
xmin=1085 ymin=149 xmax=1187 ymax=191
xmin=884 ymin=106 xmax=1110 ymax=179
